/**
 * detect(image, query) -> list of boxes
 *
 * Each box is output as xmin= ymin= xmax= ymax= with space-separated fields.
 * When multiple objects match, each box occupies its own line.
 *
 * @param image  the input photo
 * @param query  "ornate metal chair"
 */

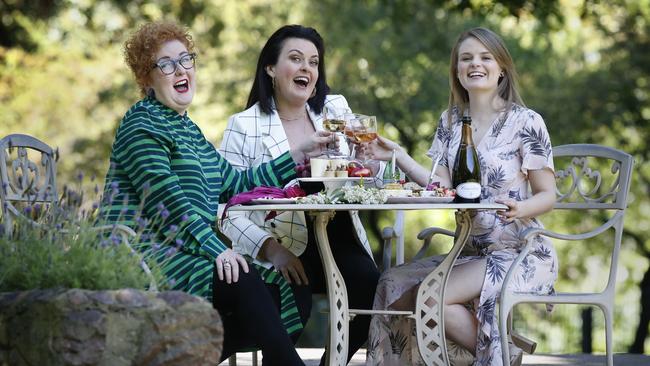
xmin=499 ymin=144 xmax=634 ymax=366
xmin=0 ymin=133 xmax=57 ymax=233
xmin=382 ymin=144 xmax=633 ymax=365
xmin=0 ymin=133 xmax=157 ymax=290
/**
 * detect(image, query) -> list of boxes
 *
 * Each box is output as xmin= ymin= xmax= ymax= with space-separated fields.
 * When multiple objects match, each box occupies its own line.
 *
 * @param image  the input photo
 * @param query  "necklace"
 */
xmin=278 ymin=111 xmax=307 ymax=122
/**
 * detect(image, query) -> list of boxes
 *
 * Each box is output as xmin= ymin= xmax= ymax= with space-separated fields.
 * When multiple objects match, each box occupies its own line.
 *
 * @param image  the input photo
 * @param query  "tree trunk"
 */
xmin=581 ymin=307 xmax=593 ymax=353
xmin=630 ymin=263 xmax=650 ymax=353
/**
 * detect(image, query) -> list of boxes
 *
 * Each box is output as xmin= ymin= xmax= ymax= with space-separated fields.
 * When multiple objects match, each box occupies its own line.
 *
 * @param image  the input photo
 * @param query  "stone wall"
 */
xmin=0 ymin=289 xmax=223 ymax=366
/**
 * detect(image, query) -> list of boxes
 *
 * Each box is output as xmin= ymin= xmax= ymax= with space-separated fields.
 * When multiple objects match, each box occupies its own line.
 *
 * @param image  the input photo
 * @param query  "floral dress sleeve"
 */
xmin=519 ymin=111 xmax=554 ymax=175
xmin=426 ymin=111 xmax=454 ymax=169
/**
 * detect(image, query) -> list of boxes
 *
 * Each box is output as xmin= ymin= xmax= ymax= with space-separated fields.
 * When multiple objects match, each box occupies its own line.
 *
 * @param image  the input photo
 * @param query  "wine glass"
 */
xmin=322 ymin=107 xmax=348 ymax=158
xmin=348 ymin=114 xmax=378 ymax=165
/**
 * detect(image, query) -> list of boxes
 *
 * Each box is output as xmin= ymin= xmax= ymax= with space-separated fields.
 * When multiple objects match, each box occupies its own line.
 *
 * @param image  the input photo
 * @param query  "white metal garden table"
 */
xmin=230 ymin=202 xmax=506 ymax=366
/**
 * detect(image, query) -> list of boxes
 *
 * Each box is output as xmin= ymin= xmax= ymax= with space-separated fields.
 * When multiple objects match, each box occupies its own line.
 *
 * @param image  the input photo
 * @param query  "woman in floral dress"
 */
xmin=365 ymin=27 xmax=558 ymax=366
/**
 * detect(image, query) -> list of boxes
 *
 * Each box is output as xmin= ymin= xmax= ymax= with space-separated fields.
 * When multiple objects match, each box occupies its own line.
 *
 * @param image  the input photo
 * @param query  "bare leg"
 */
xmin=389 ymin=285 xmax=417 ymax=311
xmin=443 ymin=259 xmax=487 ymax=355
xmin=387 ymin=259 xmax=487 ymax=352
xmin=444 ymin=304 xmax=480 ymax=353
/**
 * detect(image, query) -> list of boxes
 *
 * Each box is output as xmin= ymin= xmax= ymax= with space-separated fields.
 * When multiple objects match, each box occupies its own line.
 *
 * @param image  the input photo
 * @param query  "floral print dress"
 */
xmin=367 ymin=105 xmax=558 ymax=366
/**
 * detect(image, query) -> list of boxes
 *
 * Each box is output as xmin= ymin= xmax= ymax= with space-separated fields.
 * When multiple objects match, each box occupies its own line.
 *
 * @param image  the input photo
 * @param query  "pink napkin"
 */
xmin=221 ymin=185 xmax=306 ymax=222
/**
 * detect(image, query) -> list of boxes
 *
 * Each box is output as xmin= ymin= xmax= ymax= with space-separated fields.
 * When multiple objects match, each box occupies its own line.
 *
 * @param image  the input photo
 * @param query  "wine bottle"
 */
xmin=452 ymin=116 xmax=482 ymax=203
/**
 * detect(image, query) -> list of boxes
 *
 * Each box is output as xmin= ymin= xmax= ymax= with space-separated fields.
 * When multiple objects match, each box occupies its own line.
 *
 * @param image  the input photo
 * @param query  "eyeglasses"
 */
xmin=152 ymin=53 xmax=196 ymax=75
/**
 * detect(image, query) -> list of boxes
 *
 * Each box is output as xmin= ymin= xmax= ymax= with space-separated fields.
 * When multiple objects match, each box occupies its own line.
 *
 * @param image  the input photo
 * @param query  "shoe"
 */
xmin=508 ymin=341 xmax=523 ymax=366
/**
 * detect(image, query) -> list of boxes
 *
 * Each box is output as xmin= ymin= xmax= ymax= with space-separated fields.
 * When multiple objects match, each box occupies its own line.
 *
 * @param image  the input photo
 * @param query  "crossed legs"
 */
xmin=389 ymin=258 xmax=487 ymax=355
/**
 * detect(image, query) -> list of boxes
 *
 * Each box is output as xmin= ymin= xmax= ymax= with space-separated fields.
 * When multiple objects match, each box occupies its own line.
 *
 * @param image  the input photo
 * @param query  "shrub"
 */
xmin=0 ymin=178 xmax=168 ymax=292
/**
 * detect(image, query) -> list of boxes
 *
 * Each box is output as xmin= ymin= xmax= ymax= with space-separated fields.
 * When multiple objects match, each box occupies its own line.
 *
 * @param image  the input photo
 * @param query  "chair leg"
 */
xmin=601 ymin=304 xmax=614 ymax=366
xmin=499 ymin=297 xmax=513 ymax=366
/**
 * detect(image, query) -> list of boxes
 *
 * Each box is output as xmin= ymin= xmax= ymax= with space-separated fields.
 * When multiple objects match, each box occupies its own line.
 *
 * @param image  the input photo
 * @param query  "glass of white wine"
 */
xmin=322 ymin=107 xmax=348 ymax=158
xmin=347 ymin=114 xmax=378 ymax=166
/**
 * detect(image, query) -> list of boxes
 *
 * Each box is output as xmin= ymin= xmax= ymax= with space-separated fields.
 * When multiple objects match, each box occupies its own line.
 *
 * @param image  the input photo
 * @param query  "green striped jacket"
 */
xmin=101 ymin=97 xmax=297 ymax=302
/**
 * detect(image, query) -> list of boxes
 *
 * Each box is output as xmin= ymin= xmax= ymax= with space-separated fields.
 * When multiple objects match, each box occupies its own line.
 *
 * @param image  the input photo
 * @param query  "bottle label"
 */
xmin=456 ymin=182 xmax=481 ymax=199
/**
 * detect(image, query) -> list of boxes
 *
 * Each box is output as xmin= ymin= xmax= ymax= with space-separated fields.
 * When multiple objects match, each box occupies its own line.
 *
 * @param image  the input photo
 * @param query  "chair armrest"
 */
xmin=413 ymin=226 xmax=455 ymax=261
xmin=416 ymin=227 xmax=455 ymax=241
xmin=500 ymin=212 xmax=625 ymax=348
xmin=382 ymin=226 xmax=396 ymax=240
xmin=519 ymin=210 xmax=624 ymax=244
xmin=501 ymin=211 xmax=625 ymax=358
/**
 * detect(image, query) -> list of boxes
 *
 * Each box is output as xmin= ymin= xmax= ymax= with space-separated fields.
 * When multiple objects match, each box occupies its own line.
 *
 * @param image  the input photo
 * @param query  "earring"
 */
xmin=272 ymin=77 xmax=276 ymax=89
xmin=499 ymin=71 xmax=505 ymax=78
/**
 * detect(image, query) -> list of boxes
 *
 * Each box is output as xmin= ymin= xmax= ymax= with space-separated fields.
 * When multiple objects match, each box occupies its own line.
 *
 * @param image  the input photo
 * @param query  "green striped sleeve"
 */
xmin=218 ymin=150 xmax=297 ymax=202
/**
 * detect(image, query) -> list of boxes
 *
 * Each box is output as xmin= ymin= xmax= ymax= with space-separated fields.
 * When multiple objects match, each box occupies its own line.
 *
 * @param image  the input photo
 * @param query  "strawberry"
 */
xmin=350 ymin=168 xmax=372 ymax=177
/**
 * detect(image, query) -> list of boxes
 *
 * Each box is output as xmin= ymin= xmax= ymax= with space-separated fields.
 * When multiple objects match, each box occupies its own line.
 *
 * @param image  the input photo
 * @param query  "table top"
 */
xmin=228 ymin=203 xmax=507 ymax=212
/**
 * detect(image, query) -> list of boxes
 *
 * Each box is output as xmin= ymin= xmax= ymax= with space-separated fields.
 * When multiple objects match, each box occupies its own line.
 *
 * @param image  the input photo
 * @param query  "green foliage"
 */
xmin=0 ymin=217 xmax=149 ymax=291
xmin=0 ymin=184 xmax=167 ymax=292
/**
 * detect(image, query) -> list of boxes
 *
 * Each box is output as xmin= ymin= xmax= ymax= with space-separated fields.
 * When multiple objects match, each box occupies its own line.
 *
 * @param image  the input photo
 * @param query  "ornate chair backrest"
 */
xmin=552 ymin=144 xmax=633 ymax=210
xmin=0 ymin=134 xmax=58 ymax=234
xmin=550 ymin=143 xmax=633 ymax=291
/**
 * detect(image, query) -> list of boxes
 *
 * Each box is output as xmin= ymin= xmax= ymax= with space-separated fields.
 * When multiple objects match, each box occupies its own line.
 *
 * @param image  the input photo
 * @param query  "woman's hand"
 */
xmin=215 ymin=249 xmax=250 ymax=284
xmin=495 ymin=168 xmax=556 ymax=221
xmin=494 ymin=198 xmax=520 ymax=223
xmin=298 ymin=130 xmax=334 ymax=158
xmin=366 ymin=136 xmax=404 ymax=161
xmin=261 ymin=238 xmax=309 ymax=285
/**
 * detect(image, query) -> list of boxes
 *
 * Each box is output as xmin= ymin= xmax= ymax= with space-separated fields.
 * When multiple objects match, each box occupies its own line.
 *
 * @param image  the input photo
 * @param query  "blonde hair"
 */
xmin=447 ymin=27 xmax=524 ymax=125
xmin=123 ymin=20 xmax=195 ymax=96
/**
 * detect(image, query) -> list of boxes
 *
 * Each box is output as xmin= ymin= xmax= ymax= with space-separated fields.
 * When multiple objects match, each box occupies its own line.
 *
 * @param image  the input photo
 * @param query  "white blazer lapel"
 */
xmin=261 ymin=110 xmax=291 ymax=159
xmin=308 ymin=107 xmax=323 ymax=132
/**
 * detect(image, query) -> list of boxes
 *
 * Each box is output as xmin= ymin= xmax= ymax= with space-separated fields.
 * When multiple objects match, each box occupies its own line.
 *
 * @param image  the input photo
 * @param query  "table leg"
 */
xmin=312 ymin=211 xmax=349 ymax=366
xmin=415 ymin=210 xmax=473 ymax=366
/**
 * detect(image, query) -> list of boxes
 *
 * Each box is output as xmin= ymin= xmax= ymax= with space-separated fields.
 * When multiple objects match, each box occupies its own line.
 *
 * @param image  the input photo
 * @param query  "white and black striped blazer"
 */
xmin=218 ymin=95 xmax=374 ymax=268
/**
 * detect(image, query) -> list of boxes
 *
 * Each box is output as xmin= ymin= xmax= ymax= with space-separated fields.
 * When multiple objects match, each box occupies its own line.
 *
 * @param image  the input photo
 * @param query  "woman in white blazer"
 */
xmin=219 ymin=24 xmax=379 ymax=365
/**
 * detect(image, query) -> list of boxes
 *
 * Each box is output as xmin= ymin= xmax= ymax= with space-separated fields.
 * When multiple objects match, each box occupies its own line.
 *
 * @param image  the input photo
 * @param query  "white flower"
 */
xmin=340 ymin=186 xmax=387 ymax=204
xmin=296 ymin=185 xmax=387 ymax=205
xmin=296 ymin=192 xmax=338 ymax=205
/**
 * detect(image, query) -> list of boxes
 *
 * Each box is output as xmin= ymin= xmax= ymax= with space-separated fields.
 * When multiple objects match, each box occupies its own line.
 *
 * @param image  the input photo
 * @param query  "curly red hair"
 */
xmin=123 ymin=20 xmax=195 ymax=96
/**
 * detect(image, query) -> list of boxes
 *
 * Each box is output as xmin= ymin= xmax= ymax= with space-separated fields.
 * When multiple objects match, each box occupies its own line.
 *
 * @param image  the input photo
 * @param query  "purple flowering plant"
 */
xmin=0 ymin=171 xmax=172 ymax=292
